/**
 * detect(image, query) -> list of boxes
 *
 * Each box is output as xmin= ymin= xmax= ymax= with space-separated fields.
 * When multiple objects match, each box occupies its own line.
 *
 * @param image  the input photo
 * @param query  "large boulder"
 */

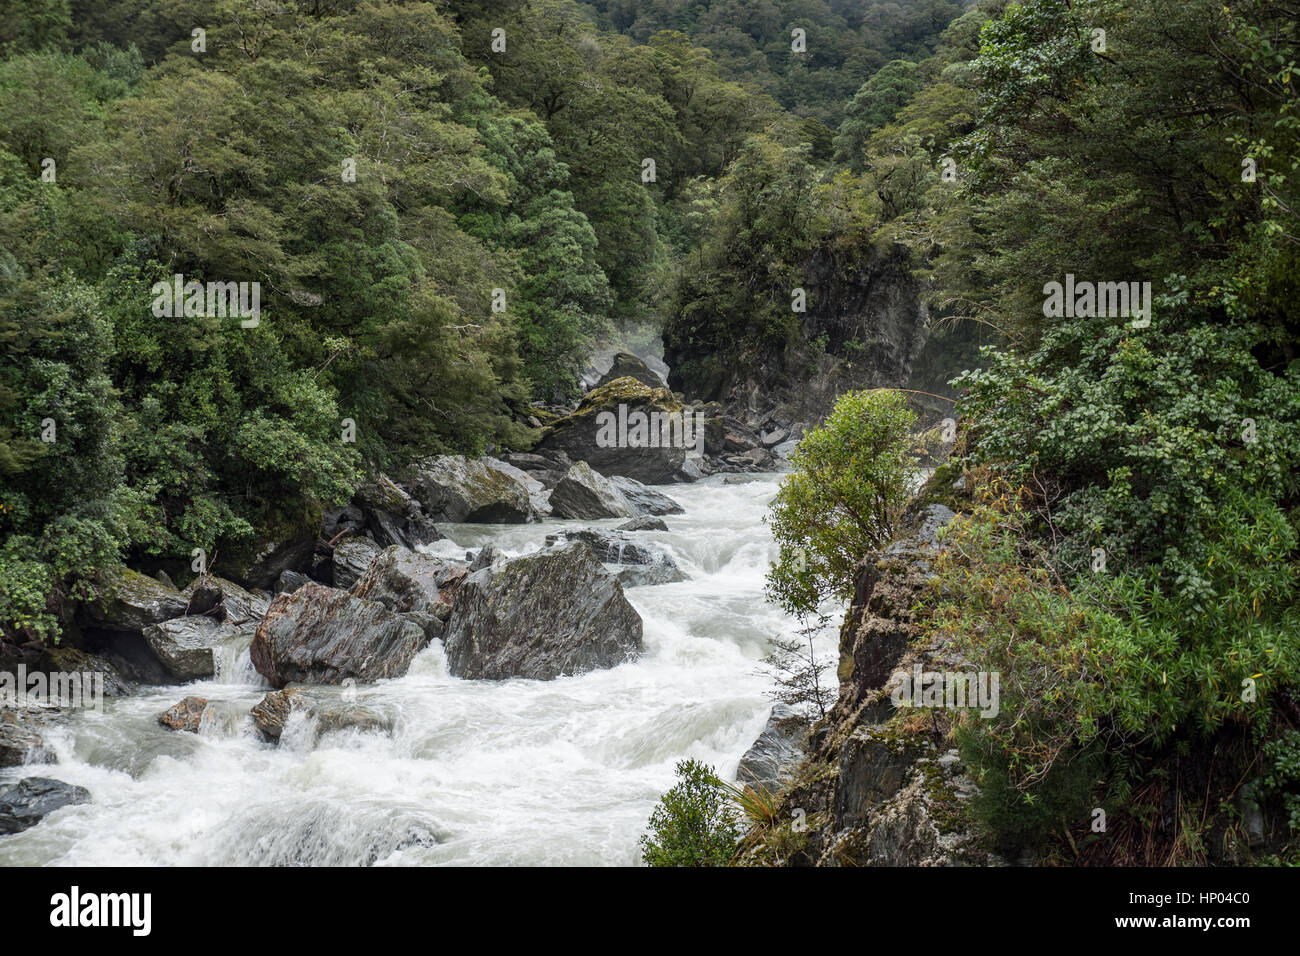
xmin=332 ymin=537 xmax=381 ymax=590
xmin=549 ymin=462 xmax=637 ymax=520
xmin=158 ymin=696 xmax=210 ymax=733
xmin=617 ymin=516 xmax=669 ymax=532
xmin=537 ymin=378 xmax=707 ymax=483
xmin=0 ymin=777 xmax=90 ymax=834
xmin=443 ymin=542 xmax=643 ymax=680
xmin=249 ymin=688 xmax=392 ymax=744
xmin=83 ymin=567 xmax=189 ymax=632
xmin=608 ymin=476 xmax=684 ymax=516
xmin=250 ymin=583 xmax=425 ymax=688
xmin=142 ymin=617 xmax=245 ymax=682
xmin=350 ymin=546 xmax=468 ymax=641
xmin=737 ymin=704 xmax=808 ymax=795
xmin=594 ymin=351 xmax=667 ymax=390
xmin=403 ymin=455 xmax=535 ymax=523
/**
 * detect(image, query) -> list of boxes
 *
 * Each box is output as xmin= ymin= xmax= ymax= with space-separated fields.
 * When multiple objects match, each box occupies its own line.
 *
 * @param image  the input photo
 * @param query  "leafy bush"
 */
xmin=639 ymin=759 xmax=742 ymax=867
xmin=765 ymin=388 xmax=915 ymax=616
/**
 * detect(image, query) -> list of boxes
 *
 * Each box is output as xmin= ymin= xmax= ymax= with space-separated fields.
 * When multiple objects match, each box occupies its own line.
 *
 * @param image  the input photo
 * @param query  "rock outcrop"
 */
xmin=443 ymin=542 xmax=643 ymax=680
xmin=594 ymin=350 xmax=667 ymax=390
xmin=250 ymin=583 xmax=425 ymax=688
xmin=548 ymin=461 xmax=638 ymax=519
xmin=740 ymin=469 xmax=1000 ymax=866
xmin=737 ymin=704 xmax=809 ymax=795
xmin=0 ymin=777 xmax=90 ymax=834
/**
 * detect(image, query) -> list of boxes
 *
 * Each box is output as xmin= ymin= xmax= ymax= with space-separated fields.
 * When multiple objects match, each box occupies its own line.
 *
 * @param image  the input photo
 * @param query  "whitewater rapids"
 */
xmin=0 ymin=473 xmax=837 ymax=866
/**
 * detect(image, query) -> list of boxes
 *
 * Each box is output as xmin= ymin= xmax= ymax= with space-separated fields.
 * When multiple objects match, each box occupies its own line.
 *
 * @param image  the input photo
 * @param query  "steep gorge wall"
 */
xmin=664 ymin=243 xmax=932 ymax=425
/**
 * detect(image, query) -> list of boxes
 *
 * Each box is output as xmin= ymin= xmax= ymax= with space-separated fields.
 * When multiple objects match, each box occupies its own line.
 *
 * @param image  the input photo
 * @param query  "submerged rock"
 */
xmin=444 ymin=541 xmax=643 ymax=680
xmin=250 ymin=583 xmax=425 ymax=688
xmin=404 ymin=455 xmax=535 ymax=524
xmin=249 ymin=688 xmax=392 ymax=744
xmin=159 ymin=696 xmax=210 ymax=733
xmin=0 ymin=777 xmax=90 ymax=834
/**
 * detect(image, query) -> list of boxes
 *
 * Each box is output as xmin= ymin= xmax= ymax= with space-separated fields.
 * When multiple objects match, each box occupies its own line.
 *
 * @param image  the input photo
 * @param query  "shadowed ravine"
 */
xmin=0 ymin=475 xmax=837 ymax=866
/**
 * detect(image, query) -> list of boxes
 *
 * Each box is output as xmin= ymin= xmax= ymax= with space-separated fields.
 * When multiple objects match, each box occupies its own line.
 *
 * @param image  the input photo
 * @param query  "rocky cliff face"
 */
xmin=663 ymin=243 xmax=930 ymax=425
xmin=740 ymin=466 xmax=1007 ymax=867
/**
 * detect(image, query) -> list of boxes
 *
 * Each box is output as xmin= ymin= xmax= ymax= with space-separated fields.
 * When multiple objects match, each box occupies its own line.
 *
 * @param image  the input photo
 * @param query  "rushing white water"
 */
xmin=0 ymin=473 xmax=838 ymax=866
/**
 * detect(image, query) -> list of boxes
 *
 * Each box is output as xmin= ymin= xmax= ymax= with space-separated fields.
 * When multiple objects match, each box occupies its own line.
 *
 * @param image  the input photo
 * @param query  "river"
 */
xmin=0 ymin=472 xmax=837 ymax=866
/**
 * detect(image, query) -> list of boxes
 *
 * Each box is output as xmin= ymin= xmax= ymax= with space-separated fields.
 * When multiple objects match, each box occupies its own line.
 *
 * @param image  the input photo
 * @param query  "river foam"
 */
xmin=0 ymin=473 xmax=837 ymax=866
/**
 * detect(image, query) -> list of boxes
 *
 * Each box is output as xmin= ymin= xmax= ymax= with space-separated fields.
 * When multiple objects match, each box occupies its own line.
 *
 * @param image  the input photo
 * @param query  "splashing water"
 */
xmin=0 ymin=474 xmax=838 ymax=866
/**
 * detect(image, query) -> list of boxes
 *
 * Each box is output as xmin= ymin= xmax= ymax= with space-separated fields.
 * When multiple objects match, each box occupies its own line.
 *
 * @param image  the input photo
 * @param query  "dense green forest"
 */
xmin=2 ymin=0 xmax=1299 ymax=865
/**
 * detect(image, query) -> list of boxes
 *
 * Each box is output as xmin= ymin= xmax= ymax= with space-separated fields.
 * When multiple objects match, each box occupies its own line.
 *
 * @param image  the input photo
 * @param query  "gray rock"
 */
xmin=537 ymin=378 xmax=695 ymax=484
xmin=543 ymin=529 xmax=686 ymax=588
xmin=0 ymin=777 xmax=90 ymax=834
xmin=332 ymin=537 xmax=381 ymax=590
xmin=83 ymin=567 xmax=189 ymax=632
xmin=0 ymin=712 xmax=53 ymax=768
xmin=608 ymin=476 xmax=684 ymax=515
xmin=760 ymin=426 xmax=790 ymax=448
xmin=549 ymin=462 xmax=637 ymax=520
xmin=249 ymin=688 xmax=392 ymax=744
xmin=613 ymin=564 xmax=688 ymax=588
xmin=737 ymin=704 xmax=808 ymax=795
xmin=250 ymin=583 xmax=425 ymax=688
xmin=468 ymin=545 xmax=501 ymax=573
xmin=350 ymin=546 xmax=466 ymax=640
xmin=184 ymin=575 xmax=269 ymax=628
xmin=276 ymin=570 xmax=312 ymax=594
xmin=616 ymin=516 xmax=669 ymax=532
xmin=444 ymin=542 xmax=643 ymax=680
xmin=353 ymin=477 xmax=443 ymax=548
xmin=142 ymin=616 xmax=243 ymax=682
xmin=594 ymin=351 xmax=667 ymax=390
xmin=773 ymin=439 xmax=801 ymax=460
xmin=404 ymin=455 xmax=535 ymax=523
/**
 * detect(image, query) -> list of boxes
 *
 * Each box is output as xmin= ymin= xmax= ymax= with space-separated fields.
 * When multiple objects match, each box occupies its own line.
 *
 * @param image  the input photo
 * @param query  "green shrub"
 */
xmin=765 ymin=388 xmax=915 ymax=616
xmin=639 ymin=759 xmax=742 ymax=867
